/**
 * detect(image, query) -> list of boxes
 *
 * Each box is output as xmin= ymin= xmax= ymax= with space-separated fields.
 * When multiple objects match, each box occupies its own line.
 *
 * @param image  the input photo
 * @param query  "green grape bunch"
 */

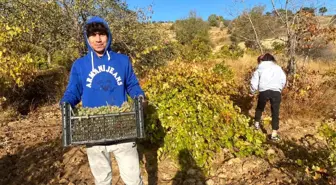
xmin=76 ymin=102 xmax=133 ymax=116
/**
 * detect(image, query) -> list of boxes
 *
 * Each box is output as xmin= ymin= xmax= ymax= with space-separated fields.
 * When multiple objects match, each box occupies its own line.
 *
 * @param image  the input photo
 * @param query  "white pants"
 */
xmin=86 ymin=142 xmax=143 ymax=185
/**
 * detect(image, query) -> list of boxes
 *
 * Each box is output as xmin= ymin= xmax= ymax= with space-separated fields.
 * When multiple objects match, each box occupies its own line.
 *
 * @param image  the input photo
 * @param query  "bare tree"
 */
xmin=230 ymin=0 xmax=335 ymax=75
xmin=270 ymin=0 xmax=336 ymax=74
xmin=245 ymin=10 xmax=264 ymax=53
xmin=270 ymin=0 xmax=302 ymax=74
xmin=228 ymin=2 xmax=286 ymax=55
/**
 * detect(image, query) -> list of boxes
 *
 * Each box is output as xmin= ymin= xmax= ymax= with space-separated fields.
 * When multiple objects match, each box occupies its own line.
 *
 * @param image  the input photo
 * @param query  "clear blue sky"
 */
xmin=125 ymin=0 xmax=336 ymax=21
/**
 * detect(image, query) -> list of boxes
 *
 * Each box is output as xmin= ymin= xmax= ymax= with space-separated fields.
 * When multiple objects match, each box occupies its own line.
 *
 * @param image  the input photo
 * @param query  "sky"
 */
xmin=125 ymin=0 xmax=336 ymax=21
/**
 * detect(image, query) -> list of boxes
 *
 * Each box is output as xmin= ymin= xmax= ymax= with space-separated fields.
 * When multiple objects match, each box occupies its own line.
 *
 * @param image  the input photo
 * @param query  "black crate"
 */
xmin=61 ymin=97 xmax=145 ymax=147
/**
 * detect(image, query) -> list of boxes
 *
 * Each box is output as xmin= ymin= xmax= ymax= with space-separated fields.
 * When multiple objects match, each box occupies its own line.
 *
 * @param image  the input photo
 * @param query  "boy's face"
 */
xmin=88 ymin=32 xmax=108 ymax=55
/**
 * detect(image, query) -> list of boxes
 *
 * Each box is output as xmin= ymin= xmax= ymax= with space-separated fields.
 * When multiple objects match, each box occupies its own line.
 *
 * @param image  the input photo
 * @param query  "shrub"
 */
xmin=0 ymin=23 xmax=36 ymax=89
xmin=1 ymin=67 xmax=67 ymax=114
xmin=244 ymin=40 xmax=260 ymax=50
xmin=272 ymin=41 xmax=286 ymax=53
xmin=178 ymin=38 xmax=212 ymax=62
xmin=208 ymin=14 xmax=226 ymax=27
xmin=111 ymin=20 xmax=177 ymax=73
xmin=319 ymin=119 xmax=336 ymax=175
xmin=143 ymin=61 xmax=266 ymax=172
xmin=53 ymin=49 xmax=80 ymax=71
xmin=214 ymin=45 xmax=244 ymax=59
xmin=281 ymin=69 xmax=336 ymax=119
xmin=174 ymin=12 xmax=210 ymax=46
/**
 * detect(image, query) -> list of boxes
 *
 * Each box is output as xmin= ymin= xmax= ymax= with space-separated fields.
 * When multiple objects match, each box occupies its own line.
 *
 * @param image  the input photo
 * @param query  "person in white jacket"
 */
xmin=250 ymin=53 xmax=286 ymax=141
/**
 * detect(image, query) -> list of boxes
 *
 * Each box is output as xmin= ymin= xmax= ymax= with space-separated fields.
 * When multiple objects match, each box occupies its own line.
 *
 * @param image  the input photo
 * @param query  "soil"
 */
xmin=0 ymin=104 xmax=335 ymax=185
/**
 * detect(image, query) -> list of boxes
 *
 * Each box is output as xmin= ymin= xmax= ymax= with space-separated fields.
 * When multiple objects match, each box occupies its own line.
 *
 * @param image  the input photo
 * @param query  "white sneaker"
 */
xmin=271 ymin=134 xmax=281 ymax=141
xmin=254 ymin=122 xmax=260 ymax=130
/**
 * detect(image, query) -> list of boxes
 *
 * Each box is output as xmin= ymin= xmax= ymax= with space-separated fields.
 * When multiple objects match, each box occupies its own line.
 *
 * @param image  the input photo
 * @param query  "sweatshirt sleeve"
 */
xmin=250 ymin=69 xmax=260 ymax=94
xmin=280 ymin=68 xmax=287 ymax=90
xmin=125 ymin=58 xmax=145 ymax=98
xmin=60 ymin=63 xmax=83 ymax=107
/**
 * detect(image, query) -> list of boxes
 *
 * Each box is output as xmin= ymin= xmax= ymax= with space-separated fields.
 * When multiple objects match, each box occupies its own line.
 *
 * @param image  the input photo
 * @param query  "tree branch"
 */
xmin=245 ymin=12 xmax=264 ymax=53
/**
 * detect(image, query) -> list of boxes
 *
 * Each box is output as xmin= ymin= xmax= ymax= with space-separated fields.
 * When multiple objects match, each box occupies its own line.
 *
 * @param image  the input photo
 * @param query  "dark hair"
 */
xmin=261 ymin=53 xmax=276 ymax=62
xmin=86 ymin=22 xmax=108 ymax=37
xmin=257 ymin=54 xmax=264 ymax=64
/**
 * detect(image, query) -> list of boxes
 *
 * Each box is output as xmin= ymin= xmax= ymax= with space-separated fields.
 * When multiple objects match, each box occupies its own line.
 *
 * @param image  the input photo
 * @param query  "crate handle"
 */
xmin=61 ymin=102 xmax=72 ymax=147
xmin=136 ymin=96 xmax=145 ymax=139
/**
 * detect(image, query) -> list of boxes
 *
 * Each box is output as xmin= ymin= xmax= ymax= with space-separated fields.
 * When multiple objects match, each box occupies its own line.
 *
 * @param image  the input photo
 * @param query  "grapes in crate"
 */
xmin=75 ymin=102 xmax=133 ymax=116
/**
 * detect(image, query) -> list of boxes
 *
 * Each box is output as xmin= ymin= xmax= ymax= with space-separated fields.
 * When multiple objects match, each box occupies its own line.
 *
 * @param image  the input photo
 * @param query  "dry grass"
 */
xmin=295 ymin=56 xmax=336 ymax=73
xmin=317 ymin=16 xmax=333 ymax=26
xmin=209 ymin=27 xmax=231 ymax=52
xmin=281 ymin=73 xmax=336 ymax=119
xmin=224 ymin=54 xmax=258 ymax=83
xmin=0 ymin=107 xmax=20 ymax=124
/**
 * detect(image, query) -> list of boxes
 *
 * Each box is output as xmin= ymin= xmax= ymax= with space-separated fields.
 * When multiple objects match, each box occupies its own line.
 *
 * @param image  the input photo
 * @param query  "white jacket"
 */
xmin=250 ymin=61 xmax=286 ymax=94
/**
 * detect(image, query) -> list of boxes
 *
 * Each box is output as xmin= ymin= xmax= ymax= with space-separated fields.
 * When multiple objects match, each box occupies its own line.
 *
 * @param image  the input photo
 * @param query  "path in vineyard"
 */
xmin=0 ymin=103 xmax=331 ymax=185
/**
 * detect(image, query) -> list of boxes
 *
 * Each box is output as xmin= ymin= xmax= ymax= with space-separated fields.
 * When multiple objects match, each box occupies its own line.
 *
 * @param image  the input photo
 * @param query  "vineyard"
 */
xmin=1 ymin=0 xmax=336 ymax=185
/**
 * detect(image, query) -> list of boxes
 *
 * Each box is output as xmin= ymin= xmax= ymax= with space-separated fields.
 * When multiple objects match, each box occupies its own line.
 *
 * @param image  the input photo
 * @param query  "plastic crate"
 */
xmin=61 ymin=97 xmax=145 ymax=147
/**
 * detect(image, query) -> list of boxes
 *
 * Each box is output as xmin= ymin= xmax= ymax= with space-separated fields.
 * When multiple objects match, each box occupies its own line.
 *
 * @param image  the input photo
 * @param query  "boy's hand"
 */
xmin=138 ymin=95 xmax=148 ymax=114
xmin=142 ymin=99 xmax=148 ymax=113
xmin=249 ymin=94 xmax=255 ymax=98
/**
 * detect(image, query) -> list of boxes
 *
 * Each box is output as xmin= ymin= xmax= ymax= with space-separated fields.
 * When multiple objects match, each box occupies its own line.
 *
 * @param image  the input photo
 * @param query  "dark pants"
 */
xmin=254 ymin=90 xmax=281 ymax=130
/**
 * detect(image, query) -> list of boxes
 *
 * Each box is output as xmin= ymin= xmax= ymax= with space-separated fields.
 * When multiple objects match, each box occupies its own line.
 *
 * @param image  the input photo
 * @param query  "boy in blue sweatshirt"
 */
xmin=60 ymin=16 xmax=144 ymax=185
xmin=250 ymin=53 xmax=286 ymax=141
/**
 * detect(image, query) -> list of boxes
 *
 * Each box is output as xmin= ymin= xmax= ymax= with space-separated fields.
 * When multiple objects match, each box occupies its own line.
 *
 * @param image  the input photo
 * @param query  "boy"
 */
xmin=60 ymin=16 xmax=144 ymax=185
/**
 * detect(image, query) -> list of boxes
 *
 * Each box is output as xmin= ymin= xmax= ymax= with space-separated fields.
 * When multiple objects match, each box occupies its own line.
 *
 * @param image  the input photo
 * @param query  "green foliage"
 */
xmin=319 ymin=120 xmax=336 ymax=174
xmin=1 ymin=0 xmax=173 ymax=75
xmin=271 ymin=9 xmax=294 ymax=17
xmin=178 ymin=38 xmax=212 ymax=62
xmin=214 ymin=45 xmax=244 ymax=59
xmin=0 ymin=0 xmax=177 ymax=112
xmin=0 ymin=22 xmax=36 ymax=88
xmin=174 ymin=12 xmax=210 ymax=45
xmin=208 ymin=14 xmax=218 ymax=27
xmin=143 ymin=61 xmax=266 ymax=172
xmin=244 ymin=48 xmax=260 ymax=56
xmin=300 ymin=7 xmax=315 ymax=15
xmin=1 ymin=0 xmax=77 ymax=65
xmin=319 ymin=7 xmax=327 ymax=15
xmin=173 ymin=12 xmax=212 ymax=61
xmin=53 ymin=49 xmax=80 ymax=70
xmin=208 ymin=14 xmax=225 ymax=27
xmin=212 ymin=63 xmax=234 ymax=80
xmin=272 ymin=41 xmax=286 ymax=53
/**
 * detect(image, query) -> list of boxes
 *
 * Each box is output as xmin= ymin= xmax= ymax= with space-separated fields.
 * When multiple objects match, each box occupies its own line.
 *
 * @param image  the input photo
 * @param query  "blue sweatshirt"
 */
xmin=60 ymin=16 xmax=144 ymax=108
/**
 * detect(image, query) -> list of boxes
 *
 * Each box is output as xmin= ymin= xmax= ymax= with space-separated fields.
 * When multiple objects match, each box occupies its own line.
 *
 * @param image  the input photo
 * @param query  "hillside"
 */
xmin=208 ymin=15 xmax=335 ymax=53
xmin=1 ymin=55 xmax=335 ymax=184
xmin=1 ymin=14 xmax=336 ymax=185
xmin=209 ymin=27 xmax=231 ymax=53
xmin=317 ymin=15 xmax=333 ymax=26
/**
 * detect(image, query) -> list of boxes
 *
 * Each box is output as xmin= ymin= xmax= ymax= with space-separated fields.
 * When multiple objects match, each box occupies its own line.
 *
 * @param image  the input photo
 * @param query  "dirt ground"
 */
xmin=0 ymin=104 xmax=335 ymax=185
